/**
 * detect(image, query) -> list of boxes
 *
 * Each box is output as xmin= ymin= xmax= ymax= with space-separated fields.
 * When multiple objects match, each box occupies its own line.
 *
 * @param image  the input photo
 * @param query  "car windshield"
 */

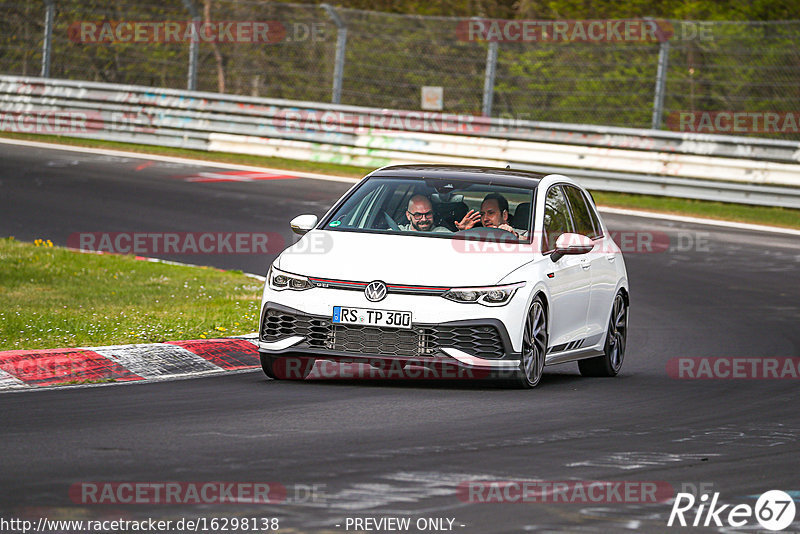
xmin=321 ymin=177 xmax=535 ymax=242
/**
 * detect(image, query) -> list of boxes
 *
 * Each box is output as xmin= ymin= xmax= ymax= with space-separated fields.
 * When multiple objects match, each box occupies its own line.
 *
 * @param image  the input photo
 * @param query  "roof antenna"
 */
xmin=506 ymin=164 xmax=511 ymax=169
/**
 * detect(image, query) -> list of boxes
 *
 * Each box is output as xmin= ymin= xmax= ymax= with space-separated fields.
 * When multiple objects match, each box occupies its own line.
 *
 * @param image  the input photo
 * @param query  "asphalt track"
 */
xmin=1 ymin=143 xmax=799 ymax=533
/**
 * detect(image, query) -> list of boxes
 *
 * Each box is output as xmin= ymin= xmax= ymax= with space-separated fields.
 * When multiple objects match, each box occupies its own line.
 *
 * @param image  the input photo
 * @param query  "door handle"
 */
xmin=580 ymin=258 xmax=590 ymax=270
xmin=606 ymin=254 xmax=616 ymax=263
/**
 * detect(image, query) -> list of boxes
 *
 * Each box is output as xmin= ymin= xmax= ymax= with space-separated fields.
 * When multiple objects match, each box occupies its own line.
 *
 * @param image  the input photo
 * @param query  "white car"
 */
xmin=258 ymin=165 xmax=629 ymax=388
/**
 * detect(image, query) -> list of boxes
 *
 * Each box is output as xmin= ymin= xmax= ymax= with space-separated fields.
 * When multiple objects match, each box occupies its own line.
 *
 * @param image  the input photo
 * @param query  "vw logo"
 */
xmin=364 ymin=281 xmax=387 ymax=302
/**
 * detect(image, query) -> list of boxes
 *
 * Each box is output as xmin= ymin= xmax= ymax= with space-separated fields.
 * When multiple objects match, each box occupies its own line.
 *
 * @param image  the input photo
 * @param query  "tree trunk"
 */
xmin=203 ymin=0 xmax=226 ymax=93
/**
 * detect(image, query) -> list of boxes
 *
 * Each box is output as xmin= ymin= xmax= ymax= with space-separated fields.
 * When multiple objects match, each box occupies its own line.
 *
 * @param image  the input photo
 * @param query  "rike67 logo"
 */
xmin=668 ymin=490 xmax=796 ymax=531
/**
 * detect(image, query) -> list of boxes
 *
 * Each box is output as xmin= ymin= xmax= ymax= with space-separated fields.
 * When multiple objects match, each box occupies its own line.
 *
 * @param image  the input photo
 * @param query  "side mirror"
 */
xmin=290 ymin=214 xmax=319 ymax=236
xmin=551 ymin=233 xmax=594 ymax=262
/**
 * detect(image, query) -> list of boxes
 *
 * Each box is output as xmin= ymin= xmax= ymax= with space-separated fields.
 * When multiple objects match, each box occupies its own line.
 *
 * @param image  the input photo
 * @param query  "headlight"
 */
xmin=442 ymin=282 xmax=525 ymax=306
xmin=268 ymin=265 xmax=315 ymax=291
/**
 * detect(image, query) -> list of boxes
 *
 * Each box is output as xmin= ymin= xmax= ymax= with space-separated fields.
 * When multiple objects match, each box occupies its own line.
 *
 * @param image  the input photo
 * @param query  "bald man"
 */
xmin=398 ymin=195 xmax=451 ymax=233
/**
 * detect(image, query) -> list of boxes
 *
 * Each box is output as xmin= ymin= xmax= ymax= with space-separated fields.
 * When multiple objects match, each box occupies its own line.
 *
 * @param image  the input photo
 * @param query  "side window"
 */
xmin=331 ymin=183 xmax=385 ymax=229
xmin=543 ymin=185 xmax=575 ymax=252
xmin=564 ymin=186 xmax=598 ymax=239
xmin=584 ymin=193 xmax=604 ymax=239
xmin=351 ymin=184 xmax=385 ymax=228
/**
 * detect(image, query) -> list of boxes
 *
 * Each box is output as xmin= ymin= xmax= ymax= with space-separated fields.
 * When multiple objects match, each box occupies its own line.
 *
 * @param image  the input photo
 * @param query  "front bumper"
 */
xmin=258 ymin=302 xmax=522 ymax=372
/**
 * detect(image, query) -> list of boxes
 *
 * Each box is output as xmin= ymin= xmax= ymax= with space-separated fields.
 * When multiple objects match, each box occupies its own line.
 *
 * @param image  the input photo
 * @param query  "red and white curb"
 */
xmin=0 ymin=335 xmax=262 ymax=392
xmin=0 ymin=242 xmax=267 ymax=393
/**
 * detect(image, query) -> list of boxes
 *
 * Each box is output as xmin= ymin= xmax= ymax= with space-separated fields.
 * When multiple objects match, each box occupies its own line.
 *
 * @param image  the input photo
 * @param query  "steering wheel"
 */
xmin=383 ymin=211 xmax=400 ymax=231
xmin=455 ymin=226 xmax=519 ymax=242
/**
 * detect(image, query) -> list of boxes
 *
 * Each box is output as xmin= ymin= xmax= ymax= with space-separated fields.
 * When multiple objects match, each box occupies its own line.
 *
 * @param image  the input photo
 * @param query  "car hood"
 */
xmin=276 ymin=230 xmax=534 ymax=287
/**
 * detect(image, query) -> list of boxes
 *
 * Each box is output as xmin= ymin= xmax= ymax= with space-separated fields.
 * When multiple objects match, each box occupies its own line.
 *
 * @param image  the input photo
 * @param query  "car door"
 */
xmin=564 ymin=185 xmax=616 ymax=341
xmin=541 ymin=185 xmax=592 ymax=349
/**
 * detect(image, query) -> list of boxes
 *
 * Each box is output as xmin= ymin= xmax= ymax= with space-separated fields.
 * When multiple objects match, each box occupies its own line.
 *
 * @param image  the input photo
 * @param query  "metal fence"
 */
xmin=3 ymin=75 xmax=800 ymax=208
xmin=1 ymin=1 xmax=800 ymax=134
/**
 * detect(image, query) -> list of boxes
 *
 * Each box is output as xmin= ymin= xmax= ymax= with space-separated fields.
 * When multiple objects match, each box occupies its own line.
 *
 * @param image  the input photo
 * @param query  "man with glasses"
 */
xmin=398 ymin=195 xmax=452 ymax=233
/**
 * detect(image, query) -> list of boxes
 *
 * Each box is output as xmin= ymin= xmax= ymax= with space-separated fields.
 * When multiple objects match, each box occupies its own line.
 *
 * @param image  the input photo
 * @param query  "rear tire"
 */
xmin=260 ymin=354 xmax=315 ymax=380
xmin=579 ymin=292 xmax=627 ymax=377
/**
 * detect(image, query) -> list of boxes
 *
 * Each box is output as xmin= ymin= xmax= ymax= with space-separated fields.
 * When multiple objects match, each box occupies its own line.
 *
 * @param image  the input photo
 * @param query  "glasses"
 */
xmin=408 ymin=211 xmax=434 ymax=220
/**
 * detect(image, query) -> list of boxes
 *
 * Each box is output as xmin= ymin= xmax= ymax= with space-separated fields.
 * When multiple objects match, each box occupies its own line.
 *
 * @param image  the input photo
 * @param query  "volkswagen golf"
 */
xmin=257 ymin=165 xmax=629 ymax=388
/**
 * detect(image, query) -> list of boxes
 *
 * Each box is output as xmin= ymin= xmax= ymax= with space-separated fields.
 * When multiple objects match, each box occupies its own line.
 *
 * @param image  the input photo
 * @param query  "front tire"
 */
xmin=511 ymin=297 xmax=548 ymax=388
xmin=579 ymin=292 xmax=627 ymax=377
xmin=260 ymin=354 xmax=315 ymax=380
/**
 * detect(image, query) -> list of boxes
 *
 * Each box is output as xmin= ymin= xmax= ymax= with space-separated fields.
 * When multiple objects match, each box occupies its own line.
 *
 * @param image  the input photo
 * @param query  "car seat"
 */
xmin=435 ymin=201 xmax=469 ymax=232
xmin=510 ymin=202 xmax=531 ymax=231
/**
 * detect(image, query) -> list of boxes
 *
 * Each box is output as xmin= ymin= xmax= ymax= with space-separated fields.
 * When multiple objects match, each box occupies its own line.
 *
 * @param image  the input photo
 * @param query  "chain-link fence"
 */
xmin=2 ymin=0 xmax=800 ymax=135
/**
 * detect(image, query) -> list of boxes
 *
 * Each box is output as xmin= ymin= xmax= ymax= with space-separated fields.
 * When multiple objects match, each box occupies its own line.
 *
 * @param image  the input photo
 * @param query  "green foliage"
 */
xmin=0 ymin=1 xmax=798 ymax=131
xmin=0 ymin=237 xmax=262 ymax=350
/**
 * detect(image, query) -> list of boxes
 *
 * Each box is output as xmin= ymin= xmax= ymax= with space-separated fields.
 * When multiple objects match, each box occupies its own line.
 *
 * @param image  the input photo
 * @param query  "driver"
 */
xmin=398 ymin=195 xmax=451 ymax=233
xmin=457 ymin=193 xmax=528 ymax=238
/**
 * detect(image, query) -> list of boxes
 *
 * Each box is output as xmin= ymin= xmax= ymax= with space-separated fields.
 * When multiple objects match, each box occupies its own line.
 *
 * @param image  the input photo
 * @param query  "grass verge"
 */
xmin=0 ymin=237 xmax=262 ymax=351
xmin=1 ymin=132 xmax=798 ymax=229
xmin=592 ymin=192 xmax=799 ymax=229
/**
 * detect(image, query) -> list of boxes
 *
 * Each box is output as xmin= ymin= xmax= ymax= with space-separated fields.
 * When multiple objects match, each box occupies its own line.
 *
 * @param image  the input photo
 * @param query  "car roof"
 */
xmin=368 ymin=164 xmax=545 ymax=188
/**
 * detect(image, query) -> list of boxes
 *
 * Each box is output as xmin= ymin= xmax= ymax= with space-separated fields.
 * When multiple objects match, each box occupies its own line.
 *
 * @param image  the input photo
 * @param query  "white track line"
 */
xmin=0 ymin=367 xmax=260 ymax=395
xmin=1 ymin=136 xmax=796 ymax=235
xmin=0 ymin=137 xmax=359 ymax=183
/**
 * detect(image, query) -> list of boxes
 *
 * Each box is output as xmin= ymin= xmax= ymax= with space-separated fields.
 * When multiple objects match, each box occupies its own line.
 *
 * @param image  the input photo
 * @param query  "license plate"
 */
xmin=332 ymin=306 xmax=412 ymax=329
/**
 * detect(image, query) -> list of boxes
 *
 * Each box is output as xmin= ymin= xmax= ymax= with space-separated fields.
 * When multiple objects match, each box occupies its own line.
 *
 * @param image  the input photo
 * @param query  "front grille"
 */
xmin=261 ymin=309 xmax=506 ymax=358
xmin=261 ymin=310 xmax=330 ymax=347
xmin=332 ymin=325 xmax=426 ymax=356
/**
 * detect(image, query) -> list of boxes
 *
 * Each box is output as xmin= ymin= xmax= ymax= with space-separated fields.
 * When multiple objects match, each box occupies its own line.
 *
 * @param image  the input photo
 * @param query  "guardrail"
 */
xmin=2 ymin=75 xmax=799 ymax=209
